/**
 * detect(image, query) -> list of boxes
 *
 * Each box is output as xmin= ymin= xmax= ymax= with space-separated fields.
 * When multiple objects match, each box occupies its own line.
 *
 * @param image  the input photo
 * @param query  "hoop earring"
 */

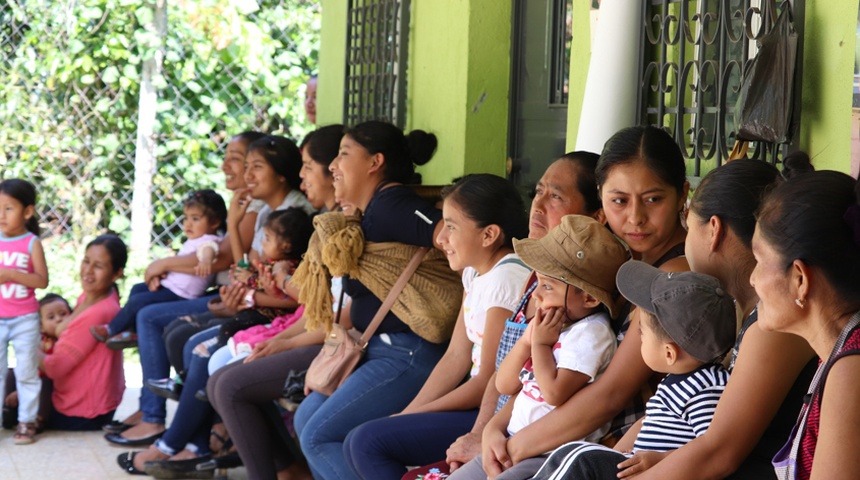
xmin=795 ymin=298 xmax=806 ymax=308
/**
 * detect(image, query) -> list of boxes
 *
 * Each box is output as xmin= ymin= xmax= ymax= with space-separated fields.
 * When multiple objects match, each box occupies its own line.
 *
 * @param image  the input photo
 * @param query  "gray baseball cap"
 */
xmin=616 ymin=260 xmax=736 ymax=363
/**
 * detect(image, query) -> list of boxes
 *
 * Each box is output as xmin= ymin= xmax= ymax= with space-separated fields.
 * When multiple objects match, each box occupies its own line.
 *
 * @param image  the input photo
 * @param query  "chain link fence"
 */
xmin=1 ymin=0 xmax=319 ymax=295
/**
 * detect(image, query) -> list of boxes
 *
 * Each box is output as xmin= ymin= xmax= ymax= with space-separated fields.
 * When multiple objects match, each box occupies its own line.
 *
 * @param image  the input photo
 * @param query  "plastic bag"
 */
xmin=735 ymin=3 xmax=797 ymax=144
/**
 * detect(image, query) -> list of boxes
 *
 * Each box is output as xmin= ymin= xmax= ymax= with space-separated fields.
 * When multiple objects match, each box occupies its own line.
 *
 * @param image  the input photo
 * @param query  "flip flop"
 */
xmin=117 ymin=451 xmax=148 ymax=475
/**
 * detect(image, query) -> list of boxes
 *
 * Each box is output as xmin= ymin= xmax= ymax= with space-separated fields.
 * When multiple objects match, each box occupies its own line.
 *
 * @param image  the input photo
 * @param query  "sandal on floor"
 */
xmin=117 ymin=451 xmax=148 ymax=475
xmin=14 ymin=422 xmax=36 ymax=445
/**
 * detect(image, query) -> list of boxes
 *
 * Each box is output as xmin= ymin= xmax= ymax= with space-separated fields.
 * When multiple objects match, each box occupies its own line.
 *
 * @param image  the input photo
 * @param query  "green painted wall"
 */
xmin=317 ymin=0 xmax=346 ymax=126
xmin=410 ymin=0 xmax=512 ymax=184
xmin=317 ymin=0 xmax=511 ymax=184
xmin=565 ymin=2 xmax=593 ymax=151
xmin=798 ymin=0 xmax=858 ymax=173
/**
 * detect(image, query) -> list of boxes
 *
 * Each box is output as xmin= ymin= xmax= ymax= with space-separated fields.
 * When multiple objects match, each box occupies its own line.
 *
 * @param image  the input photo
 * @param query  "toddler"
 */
xmin=530 ymin=261 xmax=735 ymax=479
xmin=3 ymin=294 xmax=71 ymax=430
xmin=450 ymin=215 xmax=629 ymax=478
xmin=91 ymin=189 xmax=227 ymax=348
xmin=0 ymin=179 xmax=49 ymax=444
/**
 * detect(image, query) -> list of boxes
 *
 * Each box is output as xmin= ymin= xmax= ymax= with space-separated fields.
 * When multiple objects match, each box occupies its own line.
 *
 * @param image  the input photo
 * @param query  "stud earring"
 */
xmin=795 ymin=298 xmax=806 ymax=308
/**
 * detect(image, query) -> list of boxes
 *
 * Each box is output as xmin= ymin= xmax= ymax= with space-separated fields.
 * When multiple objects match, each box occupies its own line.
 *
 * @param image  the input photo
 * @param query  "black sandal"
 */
xmin=117 ymin=451 xmax=148 ymax=475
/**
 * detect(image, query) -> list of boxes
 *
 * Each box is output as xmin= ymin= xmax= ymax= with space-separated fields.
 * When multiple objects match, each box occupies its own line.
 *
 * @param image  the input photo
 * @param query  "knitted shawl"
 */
xmin=292 ymin=211 xmax=462 ymax=343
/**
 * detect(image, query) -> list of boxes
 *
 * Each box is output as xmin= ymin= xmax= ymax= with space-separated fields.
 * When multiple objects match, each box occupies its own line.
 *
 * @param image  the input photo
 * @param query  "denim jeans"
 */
xmin=136 ymin=295 xmax=215 ymax=424
xmin=294 ymin=331 xmax=445 ymax=480
xmin=156 ymin=325 xmax=220 ymax=455
xmin=0 ymin=312 xmax=40 ymax=424
xmin=344 ymin=409 xmax=479 ymax=479
xmin=107 ymin=283 xmax=182 ymax=335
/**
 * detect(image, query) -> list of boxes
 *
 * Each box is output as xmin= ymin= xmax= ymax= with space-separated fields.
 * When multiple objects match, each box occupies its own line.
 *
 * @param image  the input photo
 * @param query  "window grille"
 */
xmin=344 ymin=0 xmax=410 ymax=127
xmin=637 ymin=0 xmax=800 ymax=175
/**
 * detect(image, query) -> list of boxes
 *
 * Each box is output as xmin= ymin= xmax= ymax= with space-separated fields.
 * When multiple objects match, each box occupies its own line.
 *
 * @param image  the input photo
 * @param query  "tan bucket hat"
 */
xmin=513 ymin=215 xmax=629 ymax=318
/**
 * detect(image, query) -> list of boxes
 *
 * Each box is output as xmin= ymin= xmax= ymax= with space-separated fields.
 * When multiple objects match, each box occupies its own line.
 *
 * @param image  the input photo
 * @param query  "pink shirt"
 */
xmin=44 ymin=291 xmax=125 ymax=418
xmin=0 ymin=232 xmax=39 ymax=317
xmin=160 ymin=234 xmax=222 ymax=299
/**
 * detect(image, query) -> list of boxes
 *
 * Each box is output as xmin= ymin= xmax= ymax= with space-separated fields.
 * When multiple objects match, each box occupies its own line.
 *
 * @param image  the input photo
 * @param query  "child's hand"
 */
xmin=531 ymin=307 xmax=565 ymax=347
xmin=219 ymin=283 xmax=250 ymax=311
xmin=194 ymin=261 xmax=212 ymax=277
xmin=257 ymin=263 xmax=281 ymax=297
xmin=4 ymin=391 xmax=18 ymax=408
xmin=0 ymin=269 xmax=10 ymax=283
xmin=230 ymin=266 xmax=253 ymax=284
xmin=616 ymin=450 xmax=670 ymax=478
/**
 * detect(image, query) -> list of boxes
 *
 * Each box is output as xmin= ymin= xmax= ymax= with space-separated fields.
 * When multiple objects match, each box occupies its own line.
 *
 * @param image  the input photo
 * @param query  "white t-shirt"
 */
xmin=507 ymin=311 xmax=616 ymax=439
xmin=463 ymin=253 xmax=532 ymax=378
xmin=251 ymin=190 xmax=316 ymax=255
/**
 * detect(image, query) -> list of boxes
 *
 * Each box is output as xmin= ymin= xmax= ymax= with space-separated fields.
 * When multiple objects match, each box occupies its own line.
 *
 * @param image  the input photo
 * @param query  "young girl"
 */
xmin=343 ymin=174 xmax=531 ymax=479
xmin=91 ymin=189 xmax=227 ymax=347
xmin=0 ymin=178 xmax=49 ymax=444
xmin=3 ymin=293 xmax=71 ymax=431
xmin=446 ymin=215 xmax=627 ymax=479
xmin=202 ymin=207 xmax=314 ymax=371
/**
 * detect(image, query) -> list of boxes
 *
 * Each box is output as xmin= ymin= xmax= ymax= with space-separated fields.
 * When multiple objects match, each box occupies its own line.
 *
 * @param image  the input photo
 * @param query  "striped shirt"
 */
xmin=633 ymin=363 xmax=730 ymax=452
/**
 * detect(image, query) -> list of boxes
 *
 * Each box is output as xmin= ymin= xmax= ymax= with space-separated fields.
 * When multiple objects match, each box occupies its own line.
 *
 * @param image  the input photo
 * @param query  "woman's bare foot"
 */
xmin=120 ymin=421 xmax=165 ymax=440
xmin=121 ymin=410 xmax=143 ymax=426
xmin=133 ymin=444 xmax=170 ymax=471
xmin=277 ymin=460 xmax=313 ymax=480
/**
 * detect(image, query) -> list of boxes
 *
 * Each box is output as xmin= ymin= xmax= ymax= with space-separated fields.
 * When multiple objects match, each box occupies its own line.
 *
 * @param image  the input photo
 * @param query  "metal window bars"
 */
xmin=637 ymin=0 xmax=800 ymax=175
xmin=344 ymin=0 xmax=410 ymax=128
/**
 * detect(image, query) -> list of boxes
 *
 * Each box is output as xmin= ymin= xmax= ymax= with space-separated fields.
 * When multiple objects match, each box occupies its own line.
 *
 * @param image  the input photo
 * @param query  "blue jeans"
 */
xmin=108 ymin=283 xmax=182 ymax=335
xmin=136 ymin=295 xmax=215 ymax=424
xmin=156 ymin=326 xmax=220 ymax=455
xmin=294 ymin=331 xmax=445 ymax=480
xmin=345 ymin=409 xmax=479 ymax=479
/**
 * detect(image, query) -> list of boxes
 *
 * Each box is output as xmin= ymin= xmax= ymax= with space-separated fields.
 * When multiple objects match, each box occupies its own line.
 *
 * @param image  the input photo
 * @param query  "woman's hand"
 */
xmin=244 ymin=337 xmax=293 ymax=363
xmin=228 ymin=188 xmax=252 ymax=226
xmin=531 ymin=307 xmax=564 ymax=347
xmin=219 ymin=283 xmax=250 ymax=311
xmin=482 ymin=426 xmax=512 ymax=479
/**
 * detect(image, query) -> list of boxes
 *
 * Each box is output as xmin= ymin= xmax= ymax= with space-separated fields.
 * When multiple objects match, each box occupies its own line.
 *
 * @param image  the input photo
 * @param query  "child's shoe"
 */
xmin=105 ymin=331 xmax=138 ymax=350
xmin=13 ymin=422 xmax=36 ymax=445
xmin=90 ymin=324 xmax=111 ymax=342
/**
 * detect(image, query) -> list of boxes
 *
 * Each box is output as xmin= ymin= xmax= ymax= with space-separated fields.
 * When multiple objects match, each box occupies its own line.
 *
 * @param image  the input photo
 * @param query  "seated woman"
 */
xmin=537 ymin=156 xmax=818 ymax=480
xmin=343 ymin=174 xmax=531 ymax=479
xmin=752 ymin=168 xmax=860 ymax=480
xmin=115 ymin=135 xmax=311 ymax=474
xmin=291 ymin=120 xmax=464 ymax=480
xmin=475 ymin=126 xmax=691 ymax=480
xmin=41 ymin=235 xmax=127 ymax=431
xmin=205 ymin=124 xmax=346 ymax=480
xmin=106 ymin=131 xmax=265 ymax=439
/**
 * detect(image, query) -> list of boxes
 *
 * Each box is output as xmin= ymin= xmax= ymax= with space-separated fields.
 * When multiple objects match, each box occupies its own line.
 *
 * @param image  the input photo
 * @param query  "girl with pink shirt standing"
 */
xmin=0 ymin=179 xmax=49 ymax=445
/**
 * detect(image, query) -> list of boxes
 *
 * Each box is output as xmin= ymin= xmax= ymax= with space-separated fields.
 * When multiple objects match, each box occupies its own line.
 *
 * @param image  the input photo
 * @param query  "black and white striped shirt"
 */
xmin=633 ymin=363 xmax=730 ymax=452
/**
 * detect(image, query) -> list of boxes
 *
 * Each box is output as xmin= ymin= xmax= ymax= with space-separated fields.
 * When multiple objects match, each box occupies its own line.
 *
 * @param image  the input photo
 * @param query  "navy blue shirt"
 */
xmin=346 ymin=185 xmax=441 ymax=334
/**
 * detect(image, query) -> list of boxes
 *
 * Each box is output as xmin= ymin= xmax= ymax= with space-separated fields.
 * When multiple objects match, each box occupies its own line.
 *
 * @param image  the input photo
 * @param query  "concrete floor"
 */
xmin=0 ymin=364 xmax=248 ymax=480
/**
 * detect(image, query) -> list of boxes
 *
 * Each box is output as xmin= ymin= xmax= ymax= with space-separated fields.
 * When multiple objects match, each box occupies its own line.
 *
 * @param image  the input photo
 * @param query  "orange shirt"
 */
xmin=43 ymin=291 xmax=125 ymax=418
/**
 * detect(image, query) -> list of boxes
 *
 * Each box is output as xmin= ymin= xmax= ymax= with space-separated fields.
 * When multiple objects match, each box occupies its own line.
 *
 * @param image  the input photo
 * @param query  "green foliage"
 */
xmin=0 ymin=0 xmax=319 ymax=290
